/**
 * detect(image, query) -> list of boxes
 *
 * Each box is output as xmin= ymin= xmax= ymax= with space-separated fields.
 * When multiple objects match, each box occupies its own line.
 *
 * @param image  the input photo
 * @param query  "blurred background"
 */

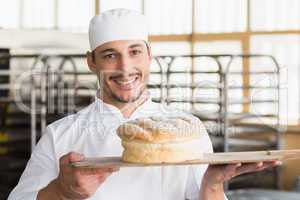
xmin=0 ymin=0 xmax=300 ymax=199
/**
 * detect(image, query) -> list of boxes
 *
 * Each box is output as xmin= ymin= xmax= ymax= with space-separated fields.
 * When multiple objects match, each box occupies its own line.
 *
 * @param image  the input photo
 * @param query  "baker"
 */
xmin=8 ymin=8 xmax=280 ymax=200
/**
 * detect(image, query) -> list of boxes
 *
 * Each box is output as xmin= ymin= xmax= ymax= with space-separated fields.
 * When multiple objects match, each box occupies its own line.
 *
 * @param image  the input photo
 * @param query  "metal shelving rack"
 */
xmin=148 ymin=55 xmax=225 ymax=150
xmin=223 ymin=54 xmax=281 ymax=152
xmin=223 ymin=54 xmax=282 ymax=190
xmin=0 ymin=53 xmax=41 ymax=149
xmin=30 ymin=54 xmax=95 ymax=150
xmin=149 ymin=54 xmax=281 ymax=151
xmin=0 ymin=52 xmax=41 ymax=199
xmin=148 ymin=54 xmax=282 ymax=189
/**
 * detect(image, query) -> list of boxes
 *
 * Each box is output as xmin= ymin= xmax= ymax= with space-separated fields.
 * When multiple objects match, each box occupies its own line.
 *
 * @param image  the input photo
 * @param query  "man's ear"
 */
xmin=86 ymin=51 xmax=97 ymax=73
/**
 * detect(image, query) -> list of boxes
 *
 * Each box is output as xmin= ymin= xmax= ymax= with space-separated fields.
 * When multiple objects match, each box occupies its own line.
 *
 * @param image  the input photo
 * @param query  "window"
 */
xmin=194 ymin=41 xmax=242 ymax=54
xmin=251 ymin=35 xmax=300 ymax=124
xmin=0 ymin=0 xmax=94 ymax=31
xmin=1 ymin=0 xmax=300 ymax=125
xmin=150 ymin=42 xmax=191 ymax=56
xmin=23 ymin=0 xmax=55 ymax=29
xmin=145 ymin=0 xmax=192 ymax=35
xmin=0 ymin=0 xmax=20 ymax=28
xmin=194 ymin=0 xmax=247 ymax=33
xmin=100 ymin=0 xmax=142 ymax=12
xmin=58 ymin=0 xmax=94 ymax=32
xmin=251 ymin=0 xmax=300 ymax=31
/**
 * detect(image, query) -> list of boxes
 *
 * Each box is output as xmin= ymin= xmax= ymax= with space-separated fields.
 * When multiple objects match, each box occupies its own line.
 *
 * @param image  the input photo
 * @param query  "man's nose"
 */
xmin=117 ymin=55 xmax=132 ymax=71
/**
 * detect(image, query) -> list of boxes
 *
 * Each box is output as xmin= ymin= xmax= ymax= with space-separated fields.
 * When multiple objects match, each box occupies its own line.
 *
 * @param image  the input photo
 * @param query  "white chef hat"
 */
xmin=89 ymin=8 xmax=148 ymax=51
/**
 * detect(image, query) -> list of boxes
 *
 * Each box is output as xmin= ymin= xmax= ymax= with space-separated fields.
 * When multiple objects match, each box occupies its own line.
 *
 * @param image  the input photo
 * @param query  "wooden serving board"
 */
xmin=72 ymin=149 xmax=300 ymax=168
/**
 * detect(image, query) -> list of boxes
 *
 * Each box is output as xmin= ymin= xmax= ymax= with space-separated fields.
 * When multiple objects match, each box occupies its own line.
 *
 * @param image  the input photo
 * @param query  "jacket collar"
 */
xmin=94 ymin=90 xmax=155 ymax=120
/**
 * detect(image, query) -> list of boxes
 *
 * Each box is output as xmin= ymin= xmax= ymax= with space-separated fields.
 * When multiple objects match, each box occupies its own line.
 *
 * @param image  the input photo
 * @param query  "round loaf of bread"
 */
xmin=117 ymin=115 xmax=205 ymax=163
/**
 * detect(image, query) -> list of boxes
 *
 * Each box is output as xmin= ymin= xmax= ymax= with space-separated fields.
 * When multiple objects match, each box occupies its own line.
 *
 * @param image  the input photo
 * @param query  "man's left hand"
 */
xmin=204 ymin=161 xmax=282 ymax=188
xmin=199 ymin=161 xmax=282 ymax=200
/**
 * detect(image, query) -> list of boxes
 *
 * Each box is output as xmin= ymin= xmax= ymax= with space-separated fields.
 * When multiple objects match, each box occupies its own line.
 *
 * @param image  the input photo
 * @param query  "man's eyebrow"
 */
xmin=99 ymin=48 xmax=116 ymax=54
xmin=129 ymin=44 xmax=144 ymax=48
xmin=97 ymin=44 xmax=144 ymax=54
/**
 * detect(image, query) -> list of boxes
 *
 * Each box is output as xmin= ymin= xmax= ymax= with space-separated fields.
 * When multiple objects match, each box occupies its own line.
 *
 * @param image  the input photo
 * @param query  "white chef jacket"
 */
xmin=8 ymin=96 xmax=227 ymax=200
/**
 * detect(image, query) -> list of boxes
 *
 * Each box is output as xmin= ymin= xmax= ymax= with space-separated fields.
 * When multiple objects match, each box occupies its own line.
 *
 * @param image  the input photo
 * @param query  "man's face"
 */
xmin=87 ymin=40 xmax=151 ymax=103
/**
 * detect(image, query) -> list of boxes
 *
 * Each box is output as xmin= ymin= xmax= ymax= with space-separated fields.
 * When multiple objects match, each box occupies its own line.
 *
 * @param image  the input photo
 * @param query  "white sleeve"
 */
xmin=8 ymin=127 xmax=58 ymax=200
xmin=184 ymin=123 xmax=228 ymax=200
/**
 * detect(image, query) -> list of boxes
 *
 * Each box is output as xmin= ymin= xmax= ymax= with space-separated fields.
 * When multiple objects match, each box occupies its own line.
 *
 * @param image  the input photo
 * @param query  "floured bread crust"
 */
xmin=117 ymin=115 xmax=205 ymax=163
xmin=117 ymin=116 xmax=205 ymax=143
xmin=121 ymin=139 xmax=203 ymax=163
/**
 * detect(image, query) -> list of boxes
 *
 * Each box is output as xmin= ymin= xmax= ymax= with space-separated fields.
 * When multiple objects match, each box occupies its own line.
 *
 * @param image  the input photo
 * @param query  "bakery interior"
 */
xmin=1 ymin=0 xmax=300 ymax=199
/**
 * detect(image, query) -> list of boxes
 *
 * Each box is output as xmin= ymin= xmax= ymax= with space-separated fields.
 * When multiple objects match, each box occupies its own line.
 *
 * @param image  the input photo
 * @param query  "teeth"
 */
xmin=115 ymin=77 xmax=136 ymax=85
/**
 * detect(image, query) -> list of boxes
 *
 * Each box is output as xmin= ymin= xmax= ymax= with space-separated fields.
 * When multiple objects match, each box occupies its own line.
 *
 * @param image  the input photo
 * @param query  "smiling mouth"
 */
xmin=109 ymin=73 xmax=141 ymax=90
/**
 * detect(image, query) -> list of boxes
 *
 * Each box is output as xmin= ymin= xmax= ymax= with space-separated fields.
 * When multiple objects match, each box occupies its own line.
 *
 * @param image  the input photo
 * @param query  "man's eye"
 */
xmin=131 ymin=50 xmax=142 ymax=55
xmin=103 ymin=54 xmax=116 ymax=59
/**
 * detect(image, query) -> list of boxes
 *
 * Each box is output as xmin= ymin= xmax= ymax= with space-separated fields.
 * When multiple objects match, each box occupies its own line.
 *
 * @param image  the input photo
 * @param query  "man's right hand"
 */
xmin=38 ymin=152 xmax=119 ymax=200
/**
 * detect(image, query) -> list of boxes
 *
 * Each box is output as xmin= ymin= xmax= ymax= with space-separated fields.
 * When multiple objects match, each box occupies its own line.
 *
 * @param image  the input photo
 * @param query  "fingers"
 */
xmin=56 ymin=152 xmax=119 ymax=199
xmin=59 ymin=152 xmax=120 ymax=176
xmin=60 ymin=152 xmax=84 ymax=165
xmin=252 ymin=161 xmax=282 ymax=172
xmin=204 ymin=161 xmax=283 ymax=187
xmin=224 ymin=163 xmax=241 ymax=175
xmin=69 ymin=152 xmax=85 ymax=162
xmin=265 ymin=160 xmax=282 ymax=166
xmin=223 ymin=163 xmax=241 ymax=180
xmin=235 ymin=162 xmax=263 ymax=176
xmin=235 ymin=161 xmax=282 ymax=177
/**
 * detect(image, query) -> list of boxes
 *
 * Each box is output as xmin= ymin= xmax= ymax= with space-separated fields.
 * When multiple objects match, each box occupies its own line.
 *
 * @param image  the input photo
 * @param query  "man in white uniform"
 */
xmin=8 ymin=9 xmax=280 ymax=200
